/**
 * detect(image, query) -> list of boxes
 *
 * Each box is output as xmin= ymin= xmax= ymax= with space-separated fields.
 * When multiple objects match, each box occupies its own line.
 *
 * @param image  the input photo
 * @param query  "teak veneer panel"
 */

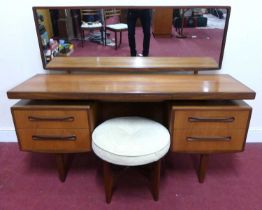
xmin=7 ymin=74 xmax=255 ymax=101
xmin=11 ymin=100 xmax=96 ymax=153
xmin=46 ymin=57 xmax=218 ymax=71
xmin=17 ymin=128 xmax=91 ymax=153
xmin=169 ymin=100 xmax=252 ymax=153
xmin=13 ymin=109 xmax=89 ymax=129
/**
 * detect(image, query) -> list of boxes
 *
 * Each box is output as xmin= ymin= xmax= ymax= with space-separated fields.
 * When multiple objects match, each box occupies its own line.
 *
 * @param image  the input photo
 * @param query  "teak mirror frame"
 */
xmin=33 ymin=6 xmax=231 ymax=72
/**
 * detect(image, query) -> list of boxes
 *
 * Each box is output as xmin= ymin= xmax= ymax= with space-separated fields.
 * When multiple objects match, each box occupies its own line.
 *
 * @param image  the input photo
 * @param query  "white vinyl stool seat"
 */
xmin=92 ymin=117 xmax=170 ymax=166
xmin=92 ymin=116 xmax=170 ymax=203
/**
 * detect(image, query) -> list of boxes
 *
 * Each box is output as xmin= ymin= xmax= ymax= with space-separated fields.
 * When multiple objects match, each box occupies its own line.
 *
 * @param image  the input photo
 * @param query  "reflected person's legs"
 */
xmin=139 ymin=9 xmax=151 ymax=56
xmin=127 ymin=10 xmax=138 ymax=56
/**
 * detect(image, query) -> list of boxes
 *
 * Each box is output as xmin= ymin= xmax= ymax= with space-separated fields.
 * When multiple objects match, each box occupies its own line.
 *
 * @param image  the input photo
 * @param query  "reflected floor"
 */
xmin=70 ymin=27 xmax=223 ymax=63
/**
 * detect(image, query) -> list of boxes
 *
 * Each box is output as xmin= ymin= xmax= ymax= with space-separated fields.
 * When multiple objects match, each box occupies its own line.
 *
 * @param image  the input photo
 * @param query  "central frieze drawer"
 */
xmin=169 ymin=101 xmax=252 ymax=153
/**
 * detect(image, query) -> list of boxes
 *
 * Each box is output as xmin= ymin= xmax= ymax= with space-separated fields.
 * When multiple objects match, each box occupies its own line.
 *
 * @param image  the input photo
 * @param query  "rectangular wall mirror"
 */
xmin=33 ymin=6 xmax=230 ymax=71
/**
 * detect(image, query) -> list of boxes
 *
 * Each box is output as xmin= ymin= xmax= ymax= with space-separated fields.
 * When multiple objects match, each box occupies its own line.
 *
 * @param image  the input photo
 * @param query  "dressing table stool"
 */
xmin=92 ymin=116 xmax=170 ymax=203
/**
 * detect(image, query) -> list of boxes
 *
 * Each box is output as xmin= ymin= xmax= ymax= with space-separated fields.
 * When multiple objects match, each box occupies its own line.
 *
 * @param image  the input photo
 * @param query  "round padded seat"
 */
xmin=92 ymin=117 xmax=170 ymax=166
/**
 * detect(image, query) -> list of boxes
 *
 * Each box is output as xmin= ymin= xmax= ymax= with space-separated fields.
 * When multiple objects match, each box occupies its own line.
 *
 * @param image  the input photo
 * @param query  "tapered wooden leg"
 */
xmin=198 ymin=154 xmax=209 ymax=183
xmin=114 ymin=32 xmax=117 ymax=50
xmin=103 ymin=161 xmax=114 ymax=203
xmin=56 ymin=154 xmax=69 ymax=182
xmin=150 ymin=160 xmax=161 ymax=201
xmin=81 ymin=29 xmax=84 ymax=48
xmin=120 ymin=31 xmax=122 ymax=45
xmin=104 ymin=29 xmax=107 ymax=46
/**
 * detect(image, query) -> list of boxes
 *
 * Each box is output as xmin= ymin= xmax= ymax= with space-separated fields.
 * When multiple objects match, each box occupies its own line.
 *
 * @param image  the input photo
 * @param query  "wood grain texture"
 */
xmin=198 ymin=154 xmax=209 ymax=183
xmin=169 ymin=100 xmax=252 ymax=153
xmin=46 ymin=57 xmax=219 ymax=71
xmin=13 ymin=109 xmax=89 ymax=129
xmin=172 ymin=128 xmax=248 ymax=153
xmin=56 ymin=154 xmax=69 ymax=182
xmin=11 ymin=100 xmax=96 ymax=153
xmin=17 ymin=128 xmax=91 ymax=153
xmin=152 ymin=8 xmax=173 ymax=37
xmin=7 ymin=74 xmax=256 ymax=101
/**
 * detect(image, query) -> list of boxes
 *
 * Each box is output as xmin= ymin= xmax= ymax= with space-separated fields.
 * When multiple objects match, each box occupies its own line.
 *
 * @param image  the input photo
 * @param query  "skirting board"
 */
xmin=0 ymin=128 xmax=262 ymax=143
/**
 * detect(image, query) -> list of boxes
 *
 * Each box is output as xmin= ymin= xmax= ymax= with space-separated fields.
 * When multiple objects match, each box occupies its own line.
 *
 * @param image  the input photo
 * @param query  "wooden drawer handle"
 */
xmin=28 ymin=116 xmax=75 ymax=122
xmin=187 ymin=136 xmax=231 ymax=141
xmin=32 ymin=135 xmax=77 ymax=141
xmin=188 ymin=117 xmax=235 ymax=123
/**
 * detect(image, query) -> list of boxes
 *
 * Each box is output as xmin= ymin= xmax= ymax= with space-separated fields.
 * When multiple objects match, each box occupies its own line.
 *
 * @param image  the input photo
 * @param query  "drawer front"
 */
xmin=13 ymin=110 xmax=89 ymax=129
xmin=17 ymin=129 xmax=91 ymax=153
xmin=173 ymin=110 xmax=250 ymax=130
xmin=170 ymin=104 xmax=252 ymax=153
xmin=172 ymin=128 xmax=247 ymax=153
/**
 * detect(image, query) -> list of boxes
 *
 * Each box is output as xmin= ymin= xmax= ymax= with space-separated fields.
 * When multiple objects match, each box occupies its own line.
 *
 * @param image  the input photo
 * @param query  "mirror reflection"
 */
xmin=34 ymin=7 xmax=229 ymax=68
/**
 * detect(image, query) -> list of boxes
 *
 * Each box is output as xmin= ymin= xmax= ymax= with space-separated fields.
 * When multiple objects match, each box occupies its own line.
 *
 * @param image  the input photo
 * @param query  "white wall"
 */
xmin=0 ymin=0 xmax=261 ymax=142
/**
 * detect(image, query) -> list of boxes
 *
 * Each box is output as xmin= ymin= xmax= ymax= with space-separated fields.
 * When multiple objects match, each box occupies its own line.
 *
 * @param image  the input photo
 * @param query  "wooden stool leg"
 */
xmin=114 ymin=32 xmax=117 ymax=50
xmin=81 ymin=29 xmax=84 ymax=48
xmin=104 ymin=29 xmax=107 ymax=46
xmin=120 ymin=31 xmax=122 ymax=45
xmin=56 ymin=154 xmax=69 ymax=182
xmin=198 ymin=154 xmax=209 ymax=183
xmin=150 ymin=160 xmax=161 ymax=201
xmin=103 ymin=161 xmax=114 ymax=203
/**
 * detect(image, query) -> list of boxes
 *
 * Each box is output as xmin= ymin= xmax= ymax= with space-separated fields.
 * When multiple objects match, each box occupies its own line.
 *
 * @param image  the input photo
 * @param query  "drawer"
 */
xmin=173 ymin=110 xmax=250 ymax=130
xmin=172 ymin=128 xmax=247 ymax=153
xmin=11 ymin=100 xmax=97 ymax=154
xmin=169 ymin=101 xmax=252 ymax=153
xmin=12 ymin=109 xmax=89 ymax=129
xmin=17 ymin=128 xmax=91 ymax=153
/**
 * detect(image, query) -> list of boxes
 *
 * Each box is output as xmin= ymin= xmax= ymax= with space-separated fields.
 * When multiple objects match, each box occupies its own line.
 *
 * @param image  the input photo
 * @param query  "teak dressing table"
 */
xmin=7 ymin=5 xmax=255 ymax=183
xmin=7 ymin=72 xmax=255 ymax=182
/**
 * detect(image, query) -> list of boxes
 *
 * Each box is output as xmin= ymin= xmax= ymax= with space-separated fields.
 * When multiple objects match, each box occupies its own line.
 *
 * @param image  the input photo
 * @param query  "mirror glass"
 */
xmin=34 ymin=6 xmax=230 ymax=70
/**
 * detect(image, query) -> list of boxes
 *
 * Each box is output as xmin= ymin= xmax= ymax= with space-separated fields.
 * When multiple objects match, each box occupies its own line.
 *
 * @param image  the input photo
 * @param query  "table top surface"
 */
xmin=7 ymin=74 xmax=256 ymax=101
xmin=46 ymin=57 xmax=219 ymax=71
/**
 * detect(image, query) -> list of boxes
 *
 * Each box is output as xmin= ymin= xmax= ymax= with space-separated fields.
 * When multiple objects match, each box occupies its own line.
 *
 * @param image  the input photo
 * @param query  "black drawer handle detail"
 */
xmin=28 ymin=116 xmax=75 ymax=122
xmin=188 ymin=117 xmax=235 ymax=123
xmin=187 ymin=136 xmax=231 ymax=141
xmin=32 ymin=135 xmax=77 ymax=141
